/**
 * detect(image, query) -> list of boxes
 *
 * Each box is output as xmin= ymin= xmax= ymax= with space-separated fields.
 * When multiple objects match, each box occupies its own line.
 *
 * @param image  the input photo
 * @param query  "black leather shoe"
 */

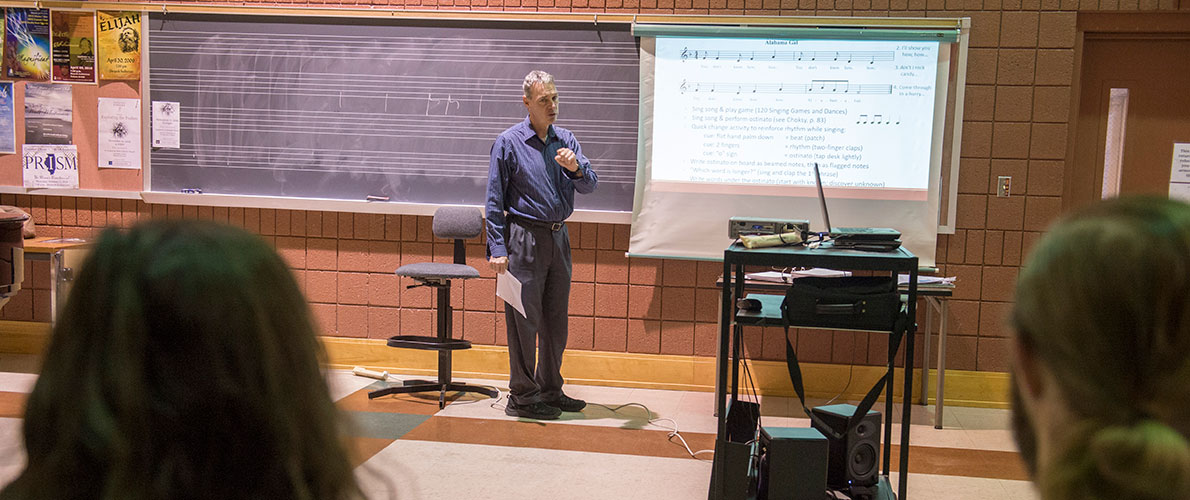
xmin=505 ymin=400 xmax=562 ymax=420
xmin=544 ymin=394 xmax=586 ymax=412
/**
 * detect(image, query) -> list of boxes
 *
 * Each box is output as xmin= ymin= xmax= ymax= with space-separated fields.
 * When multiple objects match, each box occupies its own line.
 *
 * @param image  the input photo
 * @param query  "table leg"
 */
xmin=935 ymin=299 xmax=949 ymax=430
xmin=49 ymin=250 xmax=62 ymax=322
xmin=921 ymin=297 xmax=933 ymax=406
xmin=898 ymin=271 xmax=917 ymax=500
xmin=714 ymin=292 xmax=723 ymax=417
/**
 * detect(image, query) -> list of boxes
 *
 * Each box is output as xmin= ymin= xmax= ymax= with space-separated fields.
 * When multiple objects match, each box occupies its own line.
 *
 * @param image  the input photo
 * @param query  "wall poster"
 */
xmin=51 ymin=10 xmax=97 ymax=83
xmin=97 ymin=11 xmax=140 ymax=80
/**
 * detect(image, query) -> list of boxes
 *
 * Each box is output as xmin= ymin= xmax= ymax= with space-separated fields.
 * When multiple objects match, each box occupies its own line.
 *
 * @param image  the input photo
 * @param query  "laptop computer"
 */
xmin=812 ymin=163 xmax=902 ymax=250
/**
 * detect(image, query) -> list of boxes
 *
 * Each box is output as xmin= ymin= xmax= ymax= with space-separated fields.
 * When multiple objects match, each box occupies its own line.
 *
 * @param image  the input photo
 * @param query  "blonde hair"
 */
xmin=1013 ymin=196 xmax=1190 ymax=500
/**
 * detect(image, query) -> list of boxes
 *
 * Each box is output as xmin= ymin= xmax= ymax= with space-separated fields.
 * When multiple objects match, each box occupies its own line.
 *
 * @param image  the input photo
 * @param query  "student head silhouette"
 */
xmin=1 ymin=219 xmax=362 ymax=500
xmin=1011 ymin=196 xmax=1190 ymax=500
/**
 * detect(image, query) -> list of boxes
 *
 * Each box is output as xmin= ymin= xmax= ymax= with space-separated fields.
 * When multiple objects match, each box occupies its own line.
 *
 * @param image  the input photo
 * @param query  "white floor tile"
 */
xmin=356 ymin=440 xmax=713 ymax=500
xmin=0 ymin=418 xmax=25 ymax=487
xmin=0 ymin=372 xmax=37 ymax=394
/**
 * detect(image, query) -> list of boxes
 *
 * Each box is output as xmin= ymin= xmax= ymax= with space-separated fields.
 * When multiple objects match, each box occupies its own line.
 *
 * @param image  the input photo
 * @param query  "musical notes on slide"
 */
xmin=856 ymin=114 xmax=901 ymax=125
xmin=680 ymin=47 xmax=895 ymax=64
xmin=678 ymin=78 xmax=893 ymax=95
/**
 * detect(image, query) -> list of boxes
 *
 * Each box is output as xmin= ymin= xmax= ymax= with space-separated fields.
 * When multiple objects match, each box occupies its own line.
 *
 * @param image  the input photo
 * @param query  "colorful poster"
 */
xmin=98 ymin=97 xmax=141 ymax=169
xmin=4 ymin=8 xmax=52 ymax=80
xmin=0 ymin=82 xmax=13 ymax=153
xmin=24 ymin=82 xmax=72 ymax=145
xmin=23 ymin=144 xmax=79 ymax=189
xmin=51 ymin=10 xmax=96 ymax=83
xmin=152 ymin=101 xmax=180 ymax=148
xmin=97 ymin=11 xmax=139 ymax=81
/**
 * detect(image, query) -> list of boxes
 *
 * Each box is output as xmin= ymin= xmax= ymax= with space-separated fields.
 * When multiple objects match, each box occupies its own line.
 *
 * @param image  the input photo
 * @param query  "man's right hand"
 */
xmin=489 ymin=256 xmax=508 ymax=274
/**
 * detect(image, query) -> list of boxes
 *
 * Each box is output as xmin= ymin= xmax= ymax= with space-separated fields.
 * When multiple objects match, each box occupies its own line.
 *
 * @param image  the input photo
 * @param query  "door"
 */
xmin=1068 ymin=23 xmax=1190 ymax=209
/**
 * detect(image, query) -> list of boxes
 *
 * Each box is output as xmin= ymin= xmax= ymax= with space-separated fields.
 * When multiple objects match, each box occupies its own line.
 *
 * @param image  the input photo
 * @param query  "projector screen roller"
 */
xmin=629 ymin=23 xmax=967 ymax=267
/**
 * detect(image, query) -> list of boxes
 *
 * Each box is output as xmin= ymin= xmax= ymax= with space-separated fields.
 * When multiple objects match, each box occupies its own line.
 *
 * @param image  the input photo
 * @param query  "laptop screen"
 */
xmin=813 ymin=163 xmax=832 ymax=234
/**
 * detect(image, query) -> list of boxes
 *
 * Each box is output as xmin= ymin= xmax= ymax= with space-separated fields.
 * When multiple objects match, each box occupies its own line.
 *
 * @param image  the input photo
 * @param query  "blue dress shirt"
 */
xmin=486 ymin=116 xmax=598 ymax=258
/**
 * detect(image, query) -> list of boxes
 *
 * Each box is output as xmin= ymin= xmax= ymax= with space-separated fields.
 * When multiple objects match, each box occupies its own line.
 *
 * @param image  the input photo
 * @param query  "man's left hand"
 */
xmin=555 ymin=148 xmax=579 ymax=173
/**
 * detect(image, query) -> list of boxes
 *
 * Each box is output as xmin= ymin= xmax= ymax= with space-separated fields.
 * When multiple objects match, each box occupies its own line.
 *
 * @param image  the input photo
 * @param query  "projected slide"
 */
xmin=652 ymin=37 xmax=939 ymax=192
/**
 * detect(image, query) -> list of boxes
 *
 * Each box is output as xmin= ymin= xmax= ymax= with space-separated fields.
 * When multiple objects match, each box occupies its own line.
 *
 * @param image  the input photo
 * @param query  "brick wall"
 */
xmin=7 ymin=0 xmax=1187 ymax=372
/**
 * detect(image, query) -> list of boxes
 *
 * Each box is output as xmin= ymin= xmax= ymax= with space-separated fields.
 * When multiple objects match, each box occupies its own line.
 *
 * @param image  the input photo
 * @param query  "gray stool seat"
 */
xmin=396 ymin=262 xmax=480 ymax=281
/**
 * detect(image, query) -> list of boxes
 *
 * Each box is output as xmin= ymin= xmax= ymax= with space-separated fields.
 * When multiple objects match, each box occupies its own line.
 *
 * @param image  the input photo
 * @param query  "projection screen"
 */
xmin=629 ymin=21 xmax=968 ymax=268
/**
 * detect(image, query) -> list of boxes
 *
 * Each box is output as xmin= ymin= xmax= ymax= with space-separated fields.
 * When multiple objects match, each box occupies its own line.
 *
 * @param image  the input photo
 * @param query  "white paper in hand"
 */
xmin=496 ymin=271 xmax=526 ymax=318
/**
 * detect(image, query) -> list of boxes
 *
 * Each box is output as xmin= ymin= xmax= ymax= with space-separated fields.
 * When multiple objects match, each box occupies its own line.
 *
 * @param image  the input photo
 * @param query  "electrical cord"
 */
xmin=807 ymin=233 xmax=831 ymax=249
xmin=491 ymin=392 xmax=716 ymax=461
xmin=589 ymin=402 xmax=716 ymax=460
xmin=739 ymin=339 xmax=762 ymax=431
xmin=823 ymin=339 xmax=858 ymax=406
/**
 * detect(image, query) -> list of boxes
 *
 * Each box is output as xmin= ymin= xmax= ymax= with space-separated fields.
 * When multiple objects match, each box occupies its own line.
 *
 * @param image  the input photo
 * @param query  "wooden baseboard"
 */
xmin=0 ymin=321 xmax=51 ymax=354
xmin=0 ymin=322 xmax=1010 ymax=408
xmin=323 ymin=337 xmax=1011 ymax=409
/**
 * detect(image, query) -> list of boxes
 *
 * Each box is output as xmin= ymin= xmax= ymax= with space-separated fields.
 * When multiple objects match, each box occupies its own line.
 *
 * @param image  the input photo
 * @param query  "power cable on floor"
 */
xmin=589 ymin=401 xmax=715 ymax=461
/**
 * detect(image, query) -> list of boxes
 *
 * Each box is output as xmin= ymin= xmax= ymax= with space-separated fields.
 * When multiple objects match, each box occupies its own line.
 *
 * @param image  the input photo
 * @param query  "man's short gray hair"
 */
xmin=523 ymin=70 xmax=555 ymax=98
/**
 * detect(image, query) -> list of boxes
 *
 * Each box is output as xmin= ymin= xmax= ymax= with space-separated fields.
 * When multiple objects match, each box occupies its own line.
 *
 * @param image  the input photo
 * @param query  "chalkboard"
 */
xmin=147 ymin=13 xmax=639 ymax=211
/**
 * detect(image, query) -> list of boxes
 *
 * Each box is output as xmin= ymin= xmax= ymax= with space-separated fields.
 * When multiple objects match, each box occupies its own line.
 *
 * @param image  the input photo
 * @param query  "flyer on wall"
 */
xmin=0 ymin=82 xmax=14 ymax=154
xmin=24 ymin=83 xmax=72 ymax=144
xmin=98 ymin=97 xmax=141 ymax=169
xmin=152 ymin=101 xmax=181 ymax=148
xmin=97 ymin=11 xmax=140 ymax=80
xmin=23 ymin=144 xmax=79 ymax=189
xmin=51 ymin=10 xmax=97 ymax=83
xmin=4 ymin=8 xmax=51 ymax=80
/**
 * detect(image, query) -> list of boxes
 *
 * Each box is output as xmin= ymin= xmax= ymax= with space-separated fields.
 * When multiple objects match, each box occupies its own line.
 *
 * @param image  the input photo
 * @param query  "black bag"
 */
xmin=781 ymin=276 xmax=900 ymax=332
xmin=777 ymin=276 xmax=909 ymax=461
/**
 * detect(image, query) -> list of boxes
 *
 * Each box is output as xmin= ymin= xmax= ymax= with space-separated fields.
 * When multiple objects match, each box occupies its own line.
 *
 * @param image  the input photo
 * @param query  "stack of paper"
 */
xmin=744 ymin=268 xmax=852 ymax=283
xmin=897 ymin=274 xmax=956 ymax=286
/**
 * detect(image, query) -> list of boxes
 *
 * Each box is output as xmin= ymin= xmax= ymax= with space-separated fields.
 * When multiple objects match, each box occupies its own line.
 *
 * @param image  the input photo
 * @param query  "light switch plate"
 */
xmin=997 ymin=176 xmax=1011 ymax=197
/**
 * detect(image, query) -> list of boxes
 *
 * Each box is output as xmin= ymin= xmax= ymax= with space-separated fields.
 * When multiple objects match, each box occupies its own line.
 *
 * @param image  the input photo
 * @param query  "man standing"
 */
xmin=486 ymin=70 xmax=598 ymax=420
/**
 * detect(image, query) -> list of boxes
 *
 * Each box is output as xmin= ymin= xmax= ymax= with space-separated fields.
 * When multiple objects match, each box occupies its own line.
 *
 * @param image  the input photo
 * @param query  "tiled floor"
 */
xmin=0 ymin=354 xmax=1038 ymax=500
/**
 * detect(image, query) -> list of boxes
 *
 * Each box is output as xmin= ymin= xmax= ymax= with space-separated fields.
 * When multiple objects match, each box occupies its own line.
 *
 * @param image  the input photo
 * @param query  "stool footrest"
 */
xmin=386 ymin=335 xmax=472 ymax=351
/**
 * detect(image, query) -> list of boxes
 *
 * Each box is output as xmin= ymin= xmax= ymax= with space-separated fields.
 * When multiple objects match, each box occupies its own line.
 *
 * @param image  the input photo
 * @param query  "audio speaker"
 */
xmin=810 ymin=404 xmax=881 ymax=489
xmin=757 ymin=426 xmax=827 ymax=500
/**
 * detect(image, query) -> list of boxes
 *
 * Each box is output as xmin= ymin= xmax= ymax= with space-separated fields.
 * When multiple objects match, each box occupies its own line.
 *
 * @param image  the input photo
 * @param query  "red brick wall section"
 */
xmin=11 ymin=0 xmax=1190 ymax=372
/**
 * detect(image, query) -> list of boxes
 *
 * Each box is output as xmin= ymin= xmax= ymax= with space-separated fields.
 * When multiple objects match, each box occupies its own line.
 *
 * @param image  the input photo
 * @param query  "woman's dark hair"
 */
xmin=1013 ymin=196 xmax=1190 ymax=500
xmin=1 ymin=220 xmax=362 ymax=500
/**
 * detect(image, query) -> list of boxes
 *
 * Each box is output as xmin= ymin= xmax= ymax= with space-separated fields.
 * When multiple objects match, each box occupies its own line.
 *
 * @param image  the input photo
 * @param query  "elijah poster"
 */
xmin=97 ymin=11 xmax=140 ymax=80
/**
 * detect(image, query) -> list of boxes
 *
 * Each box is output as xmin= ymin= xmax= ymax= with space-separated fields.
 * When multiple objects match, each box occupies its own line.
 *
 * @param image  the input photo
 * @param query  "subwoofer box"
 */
xmin=758 ymin=426 xmax=828 ymax=500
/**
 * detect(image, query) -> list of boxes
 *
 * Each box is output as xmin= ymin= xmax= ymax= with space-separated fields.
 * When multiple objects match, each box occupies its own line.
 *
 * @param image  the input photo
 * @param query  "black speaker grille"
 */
xmin=848 ymin=442 xmax=878 ymax=481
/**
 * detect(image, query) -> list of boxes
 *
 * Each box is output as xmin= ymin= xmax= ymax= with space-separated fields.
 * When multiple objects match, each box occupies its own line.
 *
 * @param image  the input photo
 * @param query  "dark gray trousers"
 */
xmin=504 ymin=220 xmax=572 ymax=405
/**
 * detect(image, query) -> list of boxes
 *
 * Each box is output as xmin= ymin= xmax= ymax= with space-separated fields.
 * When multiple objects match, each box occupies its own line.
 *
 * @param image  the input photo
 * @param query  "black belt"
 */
xmin=508 ymin=214 xmax=565 ymax=232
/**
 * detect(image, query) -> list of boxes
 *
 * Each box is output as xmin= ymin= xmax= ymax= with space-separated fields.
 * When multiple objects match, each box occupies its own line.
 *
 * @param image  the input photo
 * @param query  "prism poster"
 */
xmin=23 ymin=144 xmax=78 ymax=189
